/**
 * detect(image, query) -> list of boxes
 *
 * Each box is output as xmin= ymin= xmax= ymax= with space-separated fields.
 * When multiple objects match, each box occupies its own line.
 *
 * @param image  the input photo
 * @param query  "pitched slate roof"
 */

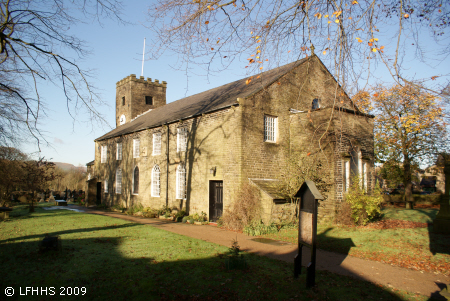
xmin=249 ymin=178 xmax=285 ymax=199
xmin=96 ymin=58 xmax=308 ymax=141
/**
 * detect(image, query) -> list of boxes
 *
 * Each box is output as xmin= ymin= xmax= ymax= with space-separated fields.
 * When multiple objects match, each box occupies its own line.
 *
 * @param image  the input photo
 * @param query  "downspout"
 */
xmin=165 ymin=123 xmax=169 ymax=208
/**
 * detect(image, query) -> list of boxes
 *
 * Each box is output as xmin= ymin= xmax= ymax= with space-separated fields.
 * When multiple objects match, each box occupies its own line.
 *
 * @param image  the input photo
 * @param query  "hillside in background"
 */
xmin=53 ymin=162 xmax=87 ymax=172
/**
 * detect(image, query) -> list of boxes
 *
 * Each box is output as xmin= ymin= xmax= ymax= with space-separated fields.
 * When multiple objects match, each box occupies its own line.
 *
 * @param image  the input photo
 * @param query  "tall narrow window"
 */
xmin=176 ymin=164 xmax=186 ymax=199
xmin=104 ymin=180 xmax=108 ymax=193
xmin=152 ymin=165 xmax=160 ymax=197
xmin=153 ymin=132 xmax=161 ymax=155
xmin=145 ymin=96 xmax=153 ymax=105
xmin=264 ymin=115 xmax=277 ymax=142
xmin=133 ymin=166 xmax=139 ymax=194
xmin=363 ymin=162 xmax=368 ymax=192
xmin=312 ymin=98 xmax=320 ymax=110
xmin=115 ymin=168 xmax=122 ymax=194
xmin=358 ymin=151 xmax=363 ymax=188
xmin=343 ymin=160 xmax=350 ymax=192
xmin=177 ymin=128 xmax=187 ymax=152
xmin=101 ymin=146 xmax=107 ymax=163
xmin=133 ymin=139 xmax=140 ymax=158
xmin=116 ymin=143 xmax=122 ymax=160
xmin=122 ymin=96 xmax=125 ymax=106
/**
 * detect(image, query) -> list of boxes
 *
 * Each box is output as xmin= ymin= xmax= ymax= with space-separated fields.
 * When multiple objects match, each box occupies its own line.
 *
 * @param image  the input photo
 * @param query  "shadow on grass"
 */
xmin=427 ymin=224 xmax=450 ymax=256
xmin=0 ymin=223 xmax=140 ymax=244
xmin=1 ymin=236 xmax=417 ymax=301
xmin=317 ymin=227 xmax=356 ymax=255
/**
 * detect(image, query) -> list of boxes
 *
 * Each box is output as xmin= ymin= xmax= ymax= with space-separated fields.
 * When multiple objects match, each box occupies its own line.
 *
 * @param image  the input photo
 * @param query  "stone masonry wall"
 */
xmin=240 ymin=55 xmax=365 ymax=222
xmin=289 ymin=107 xmax=374 ymax=221
xmin=94 ymin=105 xmax=242 ymax=220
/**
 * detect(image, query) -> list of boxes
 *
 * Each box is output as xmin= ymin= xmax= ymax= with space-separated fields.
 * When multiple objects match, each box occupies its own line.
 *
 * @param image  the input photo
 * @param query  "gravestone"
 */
xmin=434 ymin=154 xmax=450 ymax=234
xmin=293 ymin=181 xmax=324 ymax=288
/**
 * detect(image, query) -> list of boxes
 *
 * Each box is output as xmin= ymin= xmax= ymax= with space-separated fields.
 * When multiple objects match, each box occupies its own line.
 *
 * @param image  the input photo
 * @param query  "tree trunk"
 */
xmin=403 ymin=155 xmax=414 ymax=209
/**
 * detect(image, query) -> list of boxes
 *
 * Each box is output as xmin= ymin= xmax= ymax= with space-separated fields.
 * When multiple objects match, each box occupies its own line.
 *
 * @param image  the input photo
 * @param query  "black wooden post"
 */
xmin=294 ymin=180 xmax=324 ymax=288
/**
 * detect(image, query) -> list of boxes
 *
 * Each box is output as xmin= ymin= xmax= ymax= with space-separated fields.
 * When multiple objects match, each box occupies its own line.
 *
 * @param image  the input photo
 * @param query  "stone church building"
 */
xmin=86 ymin=55 xmax=374 ymax=222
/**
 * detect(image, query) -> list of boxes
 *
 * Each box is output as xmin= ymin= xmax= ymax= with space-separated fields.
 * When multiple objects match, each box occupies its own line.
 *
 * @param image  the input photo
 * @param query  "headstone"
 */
xmin=434 ymin=154 xmax=450 ymax=234
xmin=39 ymin=235 xmax=61 ymax=252
xmin=293 ymin=181 xmax=324 ymax=288
xmin=49 ymin=195 xmax=55 ymax=202
xmin=18 ymin=195 xmax=28 ymax=203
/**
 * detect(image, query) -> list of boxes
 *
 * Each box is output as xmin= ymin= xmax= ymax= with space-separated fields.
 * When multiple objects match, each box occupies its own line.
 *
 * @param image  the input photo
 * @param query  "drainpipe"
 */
xmin=165 ymin=123 xmax=169 ymax=208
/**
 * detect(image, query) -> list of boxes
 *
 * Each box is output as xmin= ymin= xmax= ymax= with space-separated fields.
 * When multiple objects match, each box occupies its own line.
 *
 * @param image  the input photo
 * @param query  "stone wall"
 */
xmin=94 ymin=105 xmax=242 ymax=219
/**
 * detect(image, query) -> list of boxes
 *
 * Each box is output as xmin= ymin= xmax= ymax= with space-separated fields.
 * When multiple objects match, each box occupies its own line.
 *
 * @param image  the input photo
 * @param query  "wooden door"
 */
xmin=96 ymin=182 xmax=102 ymax=205
xmin=209 ymin=181 xmax=223 ymax=222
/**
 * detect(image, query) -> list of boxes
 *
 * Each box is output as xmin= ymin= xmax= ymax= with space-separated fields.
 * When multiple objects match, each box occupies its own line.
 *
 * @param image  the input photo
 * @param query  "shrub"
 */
xmin=243 ymin=220 xmax=278 ymax=236
xmin=225 ymin=239 xmax=248 ymax=270
xmin=343 ymin=178 xmax=383 ymax=226
xmin=221 ymin=183 xmax=261 ymax=230
xmin=126 ymin=204 xmax=144 ymax=215
xmin=175 ymin=210 xmax=187 ymax=222
xmin=157 ymin=205 xmax=171 ymax=217
xmin=335 ymin=201 xmax=354 ymax=226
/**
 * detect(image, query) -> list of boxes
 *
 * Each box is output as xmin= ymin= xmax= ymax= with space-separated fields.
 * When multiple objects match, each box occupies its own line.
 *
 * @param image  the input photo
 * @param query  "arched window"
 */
xmin=152 ymin=165 xmax=160 ymax=197
xmin=115 ymin=168 xmax=122 ymax=194
xmin=133 ymin=166 xmax=139 ymax=194
xmin=176 ymin=164 xmax=186 ymax=199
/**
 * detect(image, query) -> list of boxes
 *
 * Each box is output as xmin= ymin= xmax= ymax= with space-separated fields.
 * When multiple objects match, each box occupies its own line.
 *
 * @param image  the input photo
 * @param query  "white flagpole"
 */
xmin=141 ymin=38 xmax=146 ymax=77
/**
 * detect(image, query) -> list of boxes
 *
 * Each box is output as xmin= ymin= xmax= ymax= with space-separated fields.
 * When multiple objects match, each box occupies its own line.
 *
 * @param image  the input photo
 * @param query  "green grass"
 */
xmin=0 ymin=204 xmax=425 ymax=301
xmin=260 ymin=208 xmax=450 ymax=276
xmin=381 ymin=208 xmax=438 ymax=223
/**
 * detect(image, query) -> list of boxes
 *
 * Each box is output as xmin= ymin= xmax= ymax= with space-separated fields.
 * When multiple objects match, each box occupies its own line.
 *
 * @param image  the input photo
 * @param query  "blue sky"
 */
xmin=22 ymin=1 xmax=450 ymax=166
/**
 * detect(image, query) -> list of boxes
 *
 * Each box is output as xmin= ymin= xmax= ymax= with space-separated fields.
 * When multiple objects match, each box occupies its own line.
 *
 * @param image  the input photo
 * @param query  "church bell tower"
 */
xmin=115 ymin=74 xmax=167 ymax=127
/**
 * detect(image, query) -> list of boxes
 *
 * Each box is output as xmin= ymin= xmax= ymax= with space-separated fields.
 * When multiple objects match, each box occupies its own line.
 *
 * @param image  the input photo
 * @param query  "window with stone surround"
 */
xmin=116 ymin=143 xmax=122 ymax=160
xmin=343 ymin=160 xmax=350 ymax=193
xmin=115 ymin=168 xmax=122 ymax=194
xmin=363 ymin=162 xmax=368 ymax=192
xmin=153 ymin=133 xmax=161 ymax=156
xmin=104 ymin=180 xmax=108 ymax=193
xmin=145 ymin=96 xmax=153 ymax=105
xmin=122 ymin=96 xmax=125 ymax=106
xmin=177 ymin=127 xmax=188 ymax=152
xmin=264 ymin=115 xmax=277 ymax=142
xmin=133 ymin=166 xmax=139 ymax=195
xmin=133 ymin=139 xmax=140 ymax=158
xmin=176 ymin=164 xmax=186 ymax=199
xmin=101 ymin=146 xmax=107 ymax=163
xmin=152 ymin=165 xmax=160 ymax=197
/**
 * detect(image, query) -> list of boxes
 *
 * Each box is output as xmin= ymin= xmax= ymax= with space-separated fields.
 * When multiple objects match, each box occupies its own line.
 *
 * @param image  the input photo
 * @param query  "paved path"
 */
xmin=75 ymin=206 xmax=449 ymax=299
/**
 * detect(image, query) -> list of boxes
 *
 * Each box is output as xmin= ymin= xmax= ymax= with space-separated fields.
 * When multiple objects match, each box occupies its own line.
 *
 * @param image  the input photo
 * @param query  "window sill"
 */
xmin=264 ymin=140 xmax=277 ymax=144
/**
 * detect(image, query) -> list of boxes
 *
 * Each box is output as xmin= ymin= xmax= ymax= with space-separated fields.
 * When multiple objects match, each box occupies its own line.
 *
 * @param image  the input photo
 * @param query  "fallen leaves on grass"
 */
xmin=361 ymin=219 xmax=428 ymax=230
xmin=350 ymin=249 xmax=450 ymax=276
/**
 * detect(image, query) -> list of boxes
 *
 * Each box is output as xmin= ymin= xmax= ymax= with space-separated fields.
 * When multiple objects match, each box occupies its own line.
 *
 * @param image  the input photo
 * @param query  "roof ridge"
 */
xmin=96 ymin=58 xmax=311 ymax=141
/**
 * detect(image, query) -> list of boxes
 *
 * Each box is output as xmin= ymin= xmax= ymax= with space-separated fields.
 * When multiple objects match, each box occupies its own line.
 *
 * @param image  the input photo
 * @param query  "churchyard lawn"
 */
xmin=0 ymin=203 xmax=427 ymax=301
